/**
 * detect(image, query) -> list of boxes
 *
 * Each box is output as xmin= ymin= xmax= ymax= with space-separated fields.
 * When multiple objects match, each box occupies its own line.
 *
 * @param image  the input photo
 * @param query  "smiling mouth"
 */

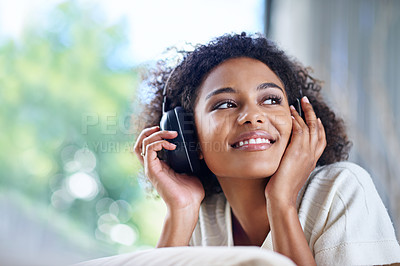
xmin=231 ymin=138 xmax=276 ymax=148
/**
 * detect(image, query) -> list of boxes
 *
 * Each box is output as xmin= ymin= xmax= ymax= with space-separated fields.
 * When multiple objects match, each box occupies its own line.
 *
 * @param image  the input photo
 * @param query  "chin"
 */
xmin=238 ymin=168 xmax=278 ymax=179
xmin=203 ymin=151 xmax=283 ymax=178
xmin=209 ymin=162 xmax=279 ymax=179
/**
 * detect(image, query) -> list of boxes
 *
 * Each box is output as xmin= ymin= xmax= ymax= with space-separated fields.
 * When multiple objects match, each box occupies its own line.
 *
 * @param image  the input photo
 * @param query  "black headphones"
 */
xmin=159 ymin=68 xmax=201 ymax=174
xmin=159 ymin=68 xmax=305 ymax=175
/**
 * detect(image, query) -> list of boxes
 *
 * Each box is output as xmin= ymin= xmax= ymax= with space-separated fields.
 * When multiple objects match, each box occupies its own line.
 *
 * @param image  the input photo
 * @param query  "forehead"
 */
xmin=198 ymin=57 xmax=285 ymax=95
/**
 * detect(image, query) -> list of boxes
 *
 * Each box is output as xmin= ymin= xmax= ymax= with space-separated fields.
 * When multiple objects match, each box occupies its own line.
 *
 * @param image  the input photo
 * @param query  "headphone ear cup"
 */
xmin=159 ymin=107 xmax=200 ymax=174
xmin=293 ymin=98 xmax=305 ymax=120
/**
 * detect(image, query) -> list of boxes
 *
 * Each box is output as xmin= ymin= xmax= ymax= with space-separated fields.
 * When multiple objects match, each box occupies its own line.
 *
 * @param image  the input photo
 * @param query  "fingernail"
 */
xmin=290 ymin=105 xmax=296 ymax=111
xmin=318 ymin=118 xmax=321 ymax=123
xmin=170 ymin=143 xmax=177 ymax=147
xmin=303 ymin=96 xmax=310 ymax=103
xmin=291 ymin=115 xmax=295 ymax=119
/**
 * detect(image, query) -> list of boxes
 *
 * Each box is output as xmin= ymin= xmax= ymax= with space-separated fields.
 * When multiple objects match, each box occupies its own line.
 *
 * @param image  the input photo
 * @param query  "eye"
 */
xmin=262 ymin=95 xmax=282 ymax=105
xmin=213 ymin=100 xmax=237 ymax=110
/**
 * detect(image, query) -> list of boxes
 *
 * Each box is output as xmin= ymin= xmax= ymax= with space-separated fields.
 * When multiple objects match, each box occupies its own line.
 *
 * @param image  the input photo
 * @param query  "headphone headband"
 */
xmin=162 ymin=67 xmax=178 ymax=114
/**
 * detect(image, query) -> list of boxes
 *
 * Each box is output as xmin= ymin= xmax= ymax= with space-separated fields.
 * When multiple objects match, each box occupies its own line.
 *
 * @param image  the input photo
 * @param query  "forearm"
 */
xmin=267 ymin=199 xmax=316 ymax=266
xmin=156 ymin=207 xmax=199 ymax=248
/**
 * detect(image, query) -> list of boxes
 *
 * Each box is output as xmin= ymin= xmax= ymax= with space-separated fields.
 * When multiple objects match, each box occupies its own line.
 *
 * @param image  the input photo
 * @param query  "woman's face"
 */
xmin=194 ymin=57 xmax=292 ymax=179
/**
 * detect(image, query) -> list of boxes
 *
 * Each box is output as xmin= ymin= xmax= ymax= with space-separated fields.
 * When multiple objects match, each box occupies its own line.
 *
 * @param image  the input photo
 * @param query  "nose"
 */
xmin=237 ymin=105 xmax=266 ymax=125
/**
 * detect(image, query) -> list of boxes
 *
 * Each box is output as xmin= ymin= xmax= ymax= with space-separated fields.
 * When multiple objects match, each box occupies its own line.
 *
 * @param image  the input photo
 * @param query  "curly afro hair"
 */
xmin=137 ymin=32 xmax=352 ymax=196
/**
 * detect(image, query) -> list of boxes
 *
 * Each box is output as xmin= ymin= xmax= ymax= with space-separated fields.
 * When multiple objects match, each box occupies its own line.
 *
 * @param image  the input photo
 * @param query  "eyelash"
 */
xmin=212 ymin=95 xmax=283 ymax=110
xmin=262 ymin=95 xmax=283 ymax=105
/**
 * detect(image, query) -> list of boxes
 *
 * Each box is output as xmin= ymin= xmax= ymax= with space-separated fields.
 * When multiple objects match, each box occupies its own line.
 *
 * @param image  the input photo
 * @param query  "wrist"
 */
xmin=167 ymin=204 xmax=200 ymax=226
xmin=265 ymin=189 xmax=298 ymax=208
xmin=266 ymin=194 xmax=297 ymax=212
xmin=156 ymin=206 xmax=199 ymax=248
xmin=167 ymin=208 xmax=199 ymax=220
xmin=164 ymin=193 xmax=204 ymax=212
xmin=167 ymin=201 xmax=201 ymax=214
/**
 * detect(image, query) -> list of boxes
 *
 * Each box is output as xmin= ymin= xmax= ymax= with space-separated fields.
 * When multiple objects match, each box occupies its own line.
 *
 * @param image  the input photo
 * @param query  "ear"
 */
xmin=198 ymin=147 xmax=204 ymax=160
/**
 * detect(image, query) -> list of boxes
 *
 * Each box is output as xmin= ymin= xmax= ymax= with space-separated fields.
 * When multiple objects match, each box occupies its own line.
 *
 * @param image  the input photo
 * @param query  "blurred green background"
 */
xmin=0 ymin=1 xmax=166 ymax=264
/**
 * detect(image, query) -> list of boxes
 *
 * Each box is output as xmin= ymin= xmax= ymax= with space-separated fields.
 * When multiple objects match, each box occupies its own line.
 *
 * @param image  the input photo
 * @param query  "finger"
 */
xmin=144 ymin=140 xmax=176 ymax=168
xmin=141 ymin=130 xmax=178 ymax=167
xmin=315 ymin=118 xmax=327 ymax=157
xmin=133 ymin=126 xmax=160 ymax=164
xmin=142 ymin=130 xmax=178 ymax=156
xmin=134 ymin=126 xmax=160 ymax=154
xmin=301 ymin=96 xmax=318 ymax=137
xmin=290 ymin=105 xmax=307 ymax=136
xmin=289 ymin=109 xmax=304 ymax=139
xmin=285 ymin=115 xmax=306 ymax=162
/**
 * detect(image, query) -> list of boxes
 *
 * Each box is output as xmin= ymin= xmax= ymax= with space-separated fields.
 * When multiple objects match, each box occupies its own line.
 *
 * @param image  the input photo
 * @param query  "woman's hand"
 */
xmin=134 ymin=126 xmax=205 ymax=247
xmin=265 ymin=96 xmax=326 ymax=206
xmin=264 ymin=96 xmax=324 ymax=266
xmin=133 ymin=126 xmax=205 ymax=211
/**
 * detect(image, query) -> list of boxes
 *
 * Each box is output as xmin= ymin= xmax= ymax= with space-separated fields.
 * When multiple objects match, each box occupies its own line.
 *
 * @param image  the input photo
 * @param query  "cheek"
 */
xmin=195 ymin=112 xmax=231 ymax=141
xmin=196 ymin=118 xmax=230 ymax=155
xmin=273 ymin=112 xmax=293 ymax=138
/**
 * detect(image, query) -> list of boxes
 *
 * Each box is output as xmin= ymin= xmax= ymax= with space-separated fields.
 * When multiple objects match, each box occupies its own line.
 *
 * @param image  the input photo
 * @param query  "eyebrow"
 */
xmin=205 ymin=82 xmax=284 ymax=100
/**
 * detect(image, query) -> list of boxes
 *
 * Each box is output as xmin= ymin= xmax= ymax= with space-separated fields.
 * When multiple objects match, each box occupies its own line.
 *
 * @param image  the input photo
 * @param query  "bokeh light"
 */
xmin=110 ymin=224 xmax=137 ymax=246
xmin=66 ymin=172 xmax=99 ymax=200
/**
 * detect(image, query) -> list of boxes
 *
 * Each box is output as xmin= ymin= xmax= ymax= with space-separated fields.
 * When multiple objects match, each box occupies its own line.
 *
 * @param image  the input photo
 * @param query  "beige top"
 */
xmin=189 ymin=162 xmax=400 ymax=266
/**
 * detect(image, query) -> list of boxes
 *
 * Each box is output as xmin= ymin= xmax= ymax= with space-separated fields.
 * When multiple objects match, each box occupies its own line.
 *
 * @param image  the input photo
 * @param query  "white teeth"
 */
xmin=236 ymin=138 xmax=272 ymax=147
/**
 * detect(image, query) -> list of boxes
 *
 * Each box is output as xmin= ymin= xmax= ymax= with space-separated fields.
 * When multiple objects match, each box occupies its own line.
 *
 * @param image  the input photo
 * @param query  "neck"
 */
xmin=217 ymin=176 xmax=270 ymax=246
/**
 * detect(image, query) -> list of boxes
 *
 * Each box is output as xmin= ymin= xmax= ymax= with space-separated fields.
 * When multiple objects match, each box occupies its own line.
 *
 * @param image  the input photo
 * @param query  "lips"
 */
xmin=230 ymin=131 xmax=276 ymax=148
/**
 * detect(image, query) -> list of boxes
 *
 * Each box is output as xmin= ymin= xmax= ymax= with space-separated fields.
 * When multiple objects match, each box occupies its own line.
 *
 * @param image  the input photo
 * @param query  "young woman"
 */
xmin=134 ymin=33 xmax=400 ymax=265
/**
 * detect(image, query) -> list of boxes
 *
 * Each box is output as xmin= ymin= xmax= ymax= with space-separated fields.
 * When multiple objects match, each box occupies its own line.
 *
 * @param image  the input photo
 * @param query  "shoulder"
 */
xmin=199 ymin=192 xmax=228 ymax=230
xmin=303 ymin=161 xmax=375 ymax=200
xmin=298 ymin=161 xmax=380 ymax=218
xmin=298 ymin=162 xmax=400 ymax=265
xmin=190 ymin=192 xmax=229 ymax=246
xmin=309 ymin=161 xmax=371 ymax=184
xmin=200 ymin=192 xmax=227 ymax=216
